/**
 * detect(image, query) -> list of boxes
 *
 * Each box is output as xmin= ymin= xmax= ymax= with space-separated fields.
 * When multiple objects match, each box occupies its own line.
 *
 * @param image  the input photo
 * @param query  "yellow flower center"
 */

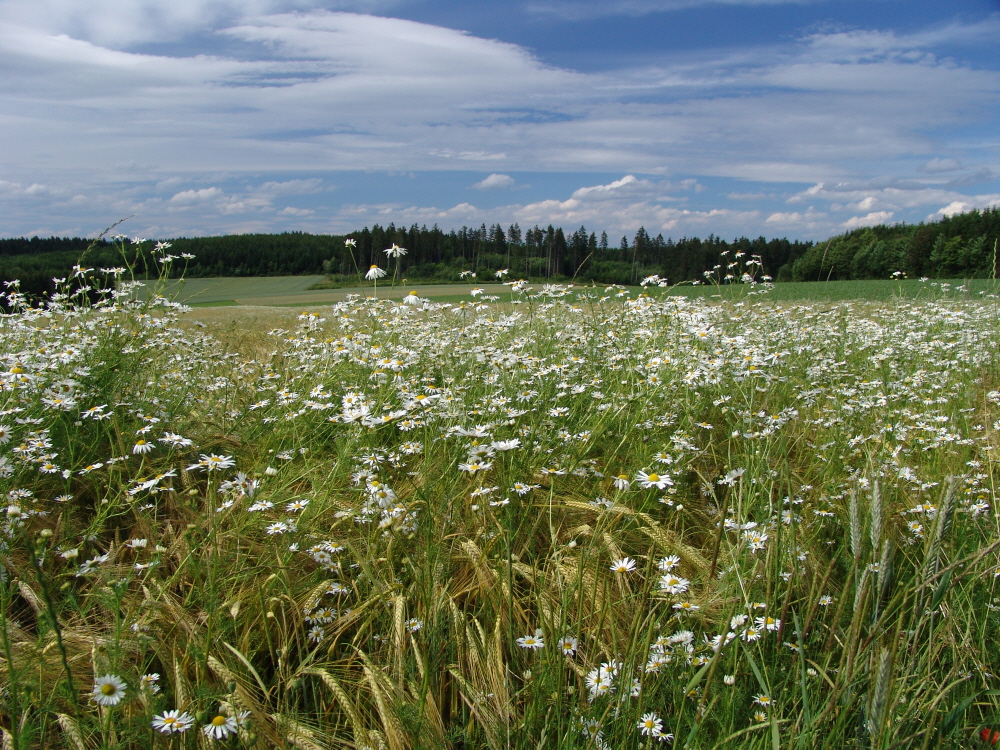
xmin=211 ymin=715 xmax=228 ymax=726
xmin=101 ymin=683 xmax=116 ymax=695
xmin=648 ymin=473 xmax=659 ymax=482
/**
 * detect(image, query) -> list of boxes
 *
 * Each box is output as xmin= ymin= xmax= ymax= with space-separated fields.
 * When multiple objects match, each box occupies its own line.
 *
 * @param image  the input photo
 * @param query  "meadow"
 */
xmin=153 ymin=275 xmax=999 ymax=308
xmin=1 ymin=240 xmax=999 ymax=749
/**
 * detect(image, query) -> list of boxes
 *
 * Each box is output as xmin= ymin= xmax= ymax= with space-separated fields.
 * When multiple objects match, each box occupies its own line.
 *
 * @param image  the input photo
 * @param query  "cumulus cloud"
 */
xmin=929 ymin=196 xmax=1000 ymax=219
xmin=0 ymin=180 xmax=51 ymax=196
xmin=763 ymin=207 xmax=828 ymax=232
xmin=472 ymin=174 xmax=516 ymax=190
xmin=169 ymin=187 xmax=223 ymax=204
xmin=842 ymin=211 xmax=894 ymax=229
xmin=331 ymin=175 xmax=762 ymax=237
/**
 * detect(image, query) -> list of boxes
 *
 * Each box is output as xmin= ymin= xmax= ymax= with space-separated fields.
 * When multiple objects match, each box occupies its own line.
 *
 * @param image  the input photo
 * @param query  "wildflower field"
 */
xmin=2 ymin=240 xmax=1000 ymax=749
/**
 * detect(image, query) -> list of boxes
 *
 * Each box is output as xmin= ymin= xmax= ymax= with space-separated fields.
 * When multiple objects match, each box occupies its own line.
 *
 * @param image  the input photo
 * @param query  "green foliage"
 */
xmin=1 ymin=224 xmax=812 ymax=294
xmin=1 ymin=266 xmax=999 ymax=748
xmin=792 ymin=207 xmax=1000 ymax=281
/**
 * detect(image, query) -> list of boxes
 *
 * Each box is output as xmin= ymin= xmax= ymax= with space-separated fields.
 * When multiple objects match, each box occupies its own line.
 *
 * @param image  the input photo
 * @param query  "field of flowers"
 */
xmin=1 ymin=239 xmax=999 ymax=749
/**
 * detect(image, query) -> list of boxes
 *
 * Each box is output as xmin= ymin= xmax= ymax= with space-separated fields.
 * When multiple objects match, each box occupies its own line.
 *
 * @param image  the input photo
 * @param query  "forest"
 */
xmin=0 ymin=207 xmax=997 ymax=297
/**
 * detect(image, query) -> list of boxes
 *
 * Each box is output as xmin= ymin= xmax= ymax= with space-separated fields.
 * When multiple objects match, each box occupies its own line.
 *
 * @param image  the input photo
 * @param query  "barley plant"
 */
xmin=1 ymin=237 xmax=999 ymax=749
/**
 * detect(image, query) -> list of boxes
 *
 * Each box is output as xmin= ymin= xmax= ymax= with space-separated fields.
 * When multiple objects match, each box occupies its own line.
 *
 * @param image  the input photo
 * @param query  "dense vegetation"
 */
xmin=1 ymin=245 xmax=998 ymax=749
xmin=1 ymin=207 xmax=997 ymax=298
xmin=789 ymin=207 xmax=1000 ymax=282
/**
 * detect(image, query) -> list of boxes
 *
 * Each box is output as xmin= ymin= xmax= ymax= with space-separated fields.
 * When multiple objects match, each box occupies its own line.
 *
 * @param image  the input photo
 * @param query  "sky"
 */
xmin=1 ymin=0 xmax=999 ymax=242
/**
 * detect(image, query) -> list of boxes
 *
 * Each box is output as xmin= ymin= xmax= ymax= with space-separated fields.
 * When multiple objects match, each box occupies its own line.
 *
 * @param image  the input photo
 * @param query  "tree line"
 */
xmin=787 ymin=207 xmax=999 ymax=281
xmin=0 ymin=207 xmax=996 ymax=298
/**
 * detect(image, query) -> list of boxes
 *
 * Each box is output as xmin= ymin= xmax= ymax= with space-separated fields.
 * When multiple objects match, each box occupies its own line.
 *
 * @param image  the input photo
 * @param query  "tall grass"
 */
xmin=0 ymin=240 xmax=998 ymax=749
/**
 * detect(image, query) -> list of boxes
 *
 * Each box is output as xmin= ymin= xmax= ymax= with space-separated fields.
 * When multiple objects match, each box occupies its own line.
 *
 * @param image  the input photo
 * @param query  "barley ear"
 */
xmin=849 ymin=486 xmax=863 ymax=559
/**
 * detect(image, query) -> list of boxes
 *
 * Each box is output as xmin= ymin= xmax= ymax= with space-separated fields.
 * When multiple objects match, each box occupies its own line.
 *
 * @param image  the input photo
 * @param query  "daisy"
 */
xmin=637 ymin=713 xmax=663 ymax=736
xmin=741 ymin=627 xmax=762 ymax=642
xmin=612 ymin=474 xmax=631 ymax=491
xmin=307 ymin=625 xmax=325 ymax=643
xmin=558 ymin=636 xmax=578 ymax=655
xmin=585 ymin=669 xmax=614 ymax=700
xmin=203 ymin=714 xmax=239 ymax=740
xmin=152 ymin=710 xmax=194 ymax=734
xmin=635 ymin=470 xmax=672 ymax=490
xmin=160 ymin=432 xmax=193 ymax=448
xmin=657 ymin=555 xmax=681 ymax=571
xmin=187 ymin=454 xmax=236 ymax=472
xmin=365 ymin=265 xmax=387 ymax=280
xmin=516 ymin=630 xmax=545 ymax=650
xmin=645 ymin=654 xmax=671 ymax=672
xmin=756 ymin=616 xmax=781 ymax=632
xmin=92 ymin=674 xmax=127 ymax=706
xmin=132 ymin=440 xmax=153 ymax=454
xmin=610 ymin=557 xmax=637 ymax=574
xmin=659 ymin=575 xmax=690 ymax=595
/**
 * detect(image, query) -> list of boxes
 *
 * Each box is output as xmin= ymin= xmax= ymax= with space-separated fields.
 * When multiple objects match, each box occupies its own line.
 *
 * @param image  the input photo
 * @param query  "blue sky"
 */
xmin=1 ymin=0 xmax=998 ymax=241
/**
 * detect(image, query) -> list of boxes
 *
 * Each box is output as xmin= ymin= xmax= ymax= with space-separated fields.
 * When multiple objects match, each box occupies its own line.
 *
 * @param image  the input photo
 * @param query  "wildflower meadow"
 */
xmin=1 ymin=236 xmax=999 ymax=749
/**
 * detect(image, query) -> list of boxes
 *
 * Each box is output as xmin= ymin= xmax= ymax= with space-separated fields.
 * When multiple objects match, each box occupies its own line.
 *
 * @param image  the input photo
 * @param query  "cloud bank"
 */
xmin=0 ymin=2 xmax=997 ymax=238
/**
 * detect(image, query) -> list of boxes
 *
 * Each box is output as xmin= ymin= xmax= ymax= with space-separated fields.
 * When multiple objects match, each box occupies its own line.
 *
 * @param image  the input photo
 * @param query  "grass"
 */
xmin=1 ymin=240 xmax=999 ymax=749
xmin=152 ymin=275 xmax=1000 ymax=309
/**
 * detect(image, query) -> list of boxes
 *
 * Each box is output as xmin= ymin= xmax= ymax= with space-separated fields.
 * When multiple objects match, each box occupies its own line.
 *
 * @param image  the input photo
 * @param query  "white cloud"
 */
xmin=929 ymin=196 xmax=1000 ymax=220
xmin=3 ymin=11 xmax=996 ymax=182
xmin=920 ymin=158 xmax=962 ymax=173
xmin=279 ymin=206 xmax=314 ymax=216
xmin=0 ymin=180 xmax=51 ymax=196
xmin=0 ymin=0 xmax=401 ymax=47
xmin=169 ymin=187 xmax=223 ymax=204
xmin=571 ymin=175 xmax=644 ymax=200
xmin=528 ymin=0 xmax=833 ymax=21
xmin=329 ymin=176 xmax=762 ymax=236
xmin=847 ymin=196 xmax=878 ymax=211
xmin=473 ymin=174 xmax=515 ymax=190
xmin=257 ymin=179 xmax=323 ymax=195
xmin=0 ymin=7 xmax=997 ymax=236
xmin=764 ymin=207 xmax=828 ymax=232
xmin=842 ymin=210 xmax=894 ymax=229
xmin=787 ymin=183 xmax=1000 ymax=217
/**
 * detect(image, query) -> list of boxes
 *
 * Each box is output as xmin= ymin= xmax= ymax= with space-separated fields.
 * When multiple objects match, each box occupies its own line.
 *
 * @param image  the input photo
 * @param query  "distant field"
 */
xmin=666 ymin=277 xmax=1000 ymax=302
xmin=157 ymin=277 xmax=511 ymax=306
xmin=154 ymin=275 xmax=1000 ymax=307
